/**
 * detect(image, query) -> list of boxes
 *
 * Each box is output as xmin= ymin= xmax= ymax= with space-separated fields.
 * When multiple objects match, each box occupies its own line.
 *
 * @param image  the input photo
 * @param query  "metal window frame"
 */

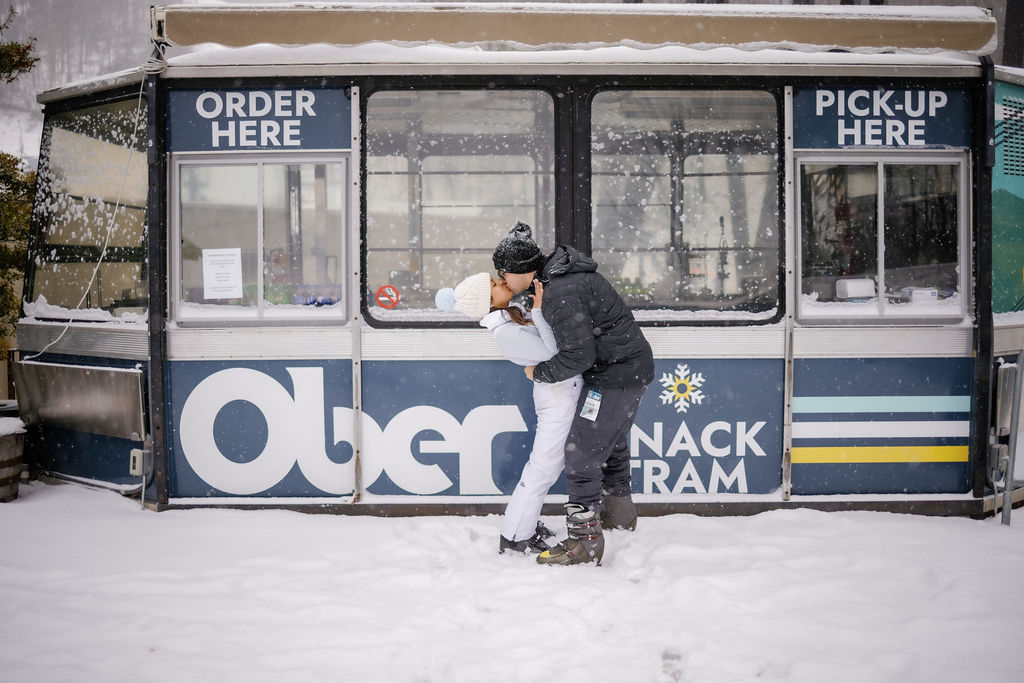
xmin=26 ymin=93 xmax=151 ymax=318
xmin=586 ymin=86 xmax=784 ymax=323
xmin=794 ymin=150 xmax=972 ymax=326
xmin=169 ymin=150 xmax=351 ymax=327
xmin=361 ymin=85 xmax=560 ymax=328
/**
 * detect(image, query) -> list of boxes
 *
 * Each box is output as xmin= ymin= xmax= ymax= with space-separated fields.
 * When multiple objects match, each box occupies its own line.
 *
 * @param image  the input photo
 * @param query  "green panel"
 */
xmin=993 ymin=81 xmax=1024 ymax=313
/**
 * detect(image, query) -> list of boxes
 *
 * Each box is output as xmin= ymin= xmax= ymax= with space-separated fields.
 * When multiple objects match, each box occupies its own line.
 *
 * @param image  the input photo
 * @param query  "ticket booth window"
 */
xmin=798 ymin=157 xmax=966 ymax=321
xmin=174 ymin=158 xmax=347 ymax=322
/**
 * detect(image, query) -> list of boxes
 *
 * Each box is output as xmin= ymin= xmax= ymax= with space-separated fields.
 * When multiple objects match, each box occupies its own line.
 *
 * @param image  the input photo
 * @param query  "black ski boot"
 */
xmin=536 ymin=504 xmax=604 ymax=566
xmin=499 ymin=521 xmax=556 ymax=554
xmin=534 ymin=520 xmax=556 ymax=540
xmin=600 ymin=490 xmax=637 ymax=531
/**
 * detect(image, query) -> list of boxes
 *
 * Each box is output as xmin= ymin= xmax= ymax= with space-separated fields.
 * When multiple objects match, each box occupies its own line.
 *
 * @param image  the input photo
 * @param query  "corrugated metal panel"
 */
xmin=17 ymin=322 xmax=149 ymax=360
xmin=166 ymin=326 xmax=354 ymax=360
xmin=994 ymin=323 xmax=1024 ymax=356
xmin=793 ymin=326 xmax=974 ymax=358
xmin=357 ymin=326 xmax=786 ymax=360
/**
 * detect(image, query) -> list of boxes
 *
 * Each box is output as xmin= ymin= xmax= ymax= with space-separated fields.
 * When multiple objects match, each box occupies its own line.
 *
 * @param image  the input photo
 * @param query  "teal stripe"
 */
xmin=792 ymin=396 xmax=971 ymax=414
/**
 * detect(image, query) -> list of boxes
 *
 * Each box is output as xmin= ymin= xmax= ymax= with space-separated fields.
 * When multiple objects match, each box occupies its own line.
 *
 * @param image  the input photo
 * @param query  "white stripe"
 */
xmin=792 ymin=421 xmax=970 ymax=439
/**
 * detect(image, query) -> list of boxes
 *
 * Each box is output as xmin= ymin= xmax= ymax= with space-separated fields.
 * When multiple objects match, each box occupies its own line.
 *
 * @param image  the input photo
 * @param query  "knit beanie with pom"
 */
xmin=434 ymin=272 xmax=491 ymax=320
xmin=492 ymin=221 xmax=546 ymax=275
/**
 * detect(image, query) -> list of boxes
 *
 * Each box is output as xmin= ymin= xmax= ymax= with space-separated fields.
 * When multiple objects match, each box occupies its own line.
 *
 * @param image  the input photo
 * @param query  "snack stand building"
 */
xmin=14 ymin=3 xmax=1024 ymax=515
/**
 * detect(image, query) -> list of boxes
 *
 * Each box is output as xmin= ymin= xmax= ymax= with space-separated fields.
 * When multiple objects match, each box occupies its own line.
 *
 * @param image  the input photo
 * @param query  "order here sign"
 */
xmin=167 ymin=87 xmax=351 ymax=152
xmin=793 ymin=86 xmax=970 ymax=149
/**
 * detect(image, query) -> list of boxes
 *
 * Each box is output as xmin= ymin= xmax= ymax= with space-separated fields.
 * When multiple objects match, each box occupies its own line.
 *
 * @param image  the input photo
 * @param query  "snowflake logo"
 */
xmin=659 ymin=363 xmax=706 ymax=413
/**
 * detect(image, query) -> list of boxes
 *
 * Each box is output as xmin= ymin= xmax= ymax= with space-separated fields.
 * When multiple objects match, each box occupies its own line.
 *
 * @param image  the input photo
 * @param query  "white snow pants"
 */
xmin=500 ymin=374 xmax=583 ymax=542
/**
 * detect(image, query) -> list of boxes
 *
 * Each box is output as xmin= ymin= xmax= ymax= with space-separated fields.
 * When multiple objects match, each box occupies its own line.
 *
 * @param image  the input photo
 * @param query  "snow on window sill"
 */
xmin=21 ymin=296 xmax=148 ymax=326
xmin=798 ymin=293 xmax=965 ymax=322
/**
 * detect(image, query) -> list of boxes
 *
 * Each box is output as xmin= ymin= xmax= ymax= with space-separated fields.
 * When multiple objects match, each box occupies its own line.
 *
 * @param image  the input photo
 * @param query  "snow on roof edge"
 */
xmin=162 ymin=40 xmax=983 ymax=69
xmin=37 ymin=67 xmax=145 ymax=105
xmin=38 ymin=30 xmax=992 ymax=103
xmin=155 ymin=2 xmax=994 ymax=22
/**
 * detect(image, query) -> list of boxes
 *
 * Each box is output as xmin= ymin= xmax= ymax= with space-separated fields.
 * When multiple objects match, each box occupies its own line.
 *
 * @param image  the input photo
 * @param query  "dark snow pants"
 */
xmin=564 ymin=384 xmax=647 ymax=511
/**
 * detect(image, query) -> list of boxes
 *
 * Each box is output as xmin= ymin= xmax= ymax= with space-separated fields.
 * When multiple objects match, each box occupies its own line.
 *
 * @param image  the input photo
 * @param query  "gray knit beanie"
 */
xmin=492 ymin=221 xmax=546 ymax=275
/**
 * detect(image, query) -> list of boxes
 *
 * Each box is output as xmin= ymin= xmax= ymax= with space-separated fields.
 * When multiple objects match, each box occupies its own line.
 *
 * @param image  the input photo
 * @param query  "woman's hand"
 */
xmin=530 ymin=279 xmax=543 ymax=310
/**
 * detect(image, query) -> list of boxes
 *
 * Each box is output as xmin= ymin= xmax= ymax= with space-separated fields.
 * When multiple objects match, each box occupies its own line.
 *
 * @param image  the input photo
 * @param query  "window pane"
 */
xmin=179 ymin=165 xmax=259 ymax=307
xmin=883 ymin=164 xmax=960 ymax=311
xmin=366 ymin=90 xmax=555 ymax=319
xmin=800 ymin=164 xmax=879 ymax=315
xmin=591 ymin=90 xmax=779 ymax=319
xmin=263 ymin=163 xmax=344 ymax=308
xmin=799 ymin=161 xmax=963 ymax=321
xmin=28 ymin=98 xmax=148 ymax=320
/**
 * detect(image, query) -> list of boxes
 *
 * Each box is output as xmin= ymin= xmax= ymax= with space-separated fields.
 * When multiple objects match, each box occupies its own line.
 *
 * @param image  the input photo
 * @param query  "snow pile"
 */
xmin=1 ymin=482 xmax=1021 ymax=682
xmin=0 ymin=417 xmax=25 ymax=437
xmin=994 ymin=310 xmax=1024 ymax=326
xmin=166 ymin=41 xmax=981 ymax=69
xmin=22 ymin=294 xmax=147 ymax=325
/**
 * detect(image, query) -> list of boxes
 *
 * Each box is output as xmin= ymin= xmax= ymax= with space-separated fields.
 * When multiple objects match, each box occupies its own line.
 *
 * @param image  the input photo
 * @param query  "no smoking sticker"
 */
xmin=375 ymin=285 xmax=400 ymax=309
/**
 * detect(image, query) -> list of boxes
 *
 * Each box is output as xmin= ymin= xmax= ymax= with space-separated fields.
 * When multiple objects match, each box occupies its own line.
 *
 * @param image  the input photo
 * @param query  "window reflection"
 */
xmin=883 ymin=165 xmax=959 ymax=302
xmin=180 ymin=165 xmax=259 ymax=307
xmin=177 ymin=160 xmax=346 ymax=320
xmin=366 ymin=90 xmax=555 ymax=319
xmin=591 ymin=90 xmax=779 ymax=319
xmin=799 ymin=160 xmax=962 ymax=319
xmin=263 ymin=164 xmax=345 ymax=306
xmin=28 ymin=98 xmax=148 ymax=319
xmin=800 ymin=164 xmax=878 ymax=306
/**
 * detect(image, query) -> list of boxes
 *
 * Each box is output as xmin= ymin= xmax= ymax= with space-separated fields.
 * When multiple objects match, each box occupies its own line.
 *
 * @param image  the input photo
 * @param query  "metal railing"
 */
xmin=992 ymin=352 xmax=1024 ymax=524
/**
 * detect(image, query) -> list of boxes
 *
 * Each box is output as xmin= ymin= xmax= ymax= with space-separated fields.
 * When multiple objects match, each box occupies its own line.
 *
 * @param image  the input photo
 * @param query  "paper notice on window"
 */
xmin=202 ymin=248 xmax=243 ymax=300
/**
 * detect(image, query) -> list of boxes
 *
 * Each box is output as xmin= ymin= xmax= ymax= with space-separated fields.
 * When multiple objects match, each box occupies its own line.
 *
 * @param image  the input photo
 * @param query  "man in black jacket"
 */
xmin=492 ymin=222 xmax=654 ymax=566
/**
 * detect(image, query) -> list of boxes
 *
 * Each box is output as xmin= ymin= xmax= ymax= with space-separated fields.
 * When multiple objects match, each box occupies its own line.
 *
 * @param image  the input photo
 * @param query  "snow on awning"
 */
xmin=150 ymin=2 xmax=998 ymax=56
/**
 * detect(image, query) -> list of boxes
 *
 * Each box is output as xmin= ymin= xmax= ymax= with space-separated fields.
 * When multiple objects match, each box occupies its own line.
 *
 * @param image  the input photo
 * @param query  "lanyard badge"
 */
xmin=580 ymin=388 xmax=602 ymax=422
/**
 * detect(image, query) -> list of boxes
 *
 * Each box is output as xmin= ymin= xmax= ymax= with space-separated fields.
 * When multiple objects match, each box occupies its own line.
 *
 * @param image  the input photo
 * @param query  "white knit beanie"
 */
xmin=448 ymin=272 xmax=491 ymax=320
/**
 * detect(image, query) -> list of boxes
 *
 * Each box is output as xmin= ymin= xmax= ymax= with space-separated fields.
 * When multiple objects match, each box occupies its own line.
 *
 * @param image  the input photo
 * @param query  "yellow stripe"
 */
xmin=791 ymin=446 xmax=968 ymax=464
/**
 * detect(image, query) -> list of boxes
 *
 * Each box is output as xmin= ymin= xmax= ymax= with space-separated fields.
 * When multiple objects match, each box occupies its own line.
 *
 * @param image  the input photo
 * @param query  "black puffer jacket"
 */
xmin=533 ymin=246 xmax=654 ymax=388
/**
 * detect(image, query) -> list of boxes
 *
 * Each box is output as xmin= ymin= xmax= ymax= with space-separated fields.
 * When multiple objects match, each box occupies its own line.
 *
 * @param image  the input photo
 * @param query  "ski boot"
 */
xmin=499 ymin=520 xmax=556 ymax=554
xmin=537 ymin=504 xmax=604 ymax=566
xmin=600 ymin=490 xmax=637 ymax=531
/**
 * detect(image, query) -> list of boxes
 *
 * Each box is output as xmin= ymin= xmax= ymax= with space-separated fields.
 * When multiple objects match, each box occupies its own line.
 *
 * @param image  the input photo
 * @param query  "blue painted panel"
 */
xmin=28 ymin=427 xmax=142 ymax=486
xmin=167 ymin=359 xmax=353 ymax=497
xmin=161 ymin=356 xmax=977 ymax=498
xmin=794 ymin=357 xmax=972 ymax=396
xmin=167 ymin=357 xmax=785 ymax=499
xmin=632 ymin=359 xmax=784 ymax=496
xmin=167 ymin=87 xmax=351 ymax=152
xmin=359 ymin=358 xmax=784 ymax=497
xmin=360 ymin=360 xmax=536 ymax=497
xmin=793 ymin=463 xmax=969 ymax=496
xmin=793 ymin=86 xmax=970 ymax=149
xmin=791 ymin=357 xmax=973 ymax=494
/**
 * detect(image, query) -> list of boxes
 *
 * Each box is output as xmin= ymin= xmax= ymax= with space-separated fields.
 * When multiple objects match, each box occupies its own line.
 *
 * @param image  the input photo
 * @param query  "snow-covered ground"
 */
xmin=1 ymin=482 xmax=1021 ymax=682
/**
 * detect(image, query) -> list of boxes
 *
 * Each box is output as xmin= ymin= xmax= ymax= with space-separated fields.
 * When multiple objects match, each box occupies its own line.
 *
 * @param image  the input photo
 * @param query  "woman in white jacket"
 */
xmin=436 ymin=272 xmax=583 ymax=554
